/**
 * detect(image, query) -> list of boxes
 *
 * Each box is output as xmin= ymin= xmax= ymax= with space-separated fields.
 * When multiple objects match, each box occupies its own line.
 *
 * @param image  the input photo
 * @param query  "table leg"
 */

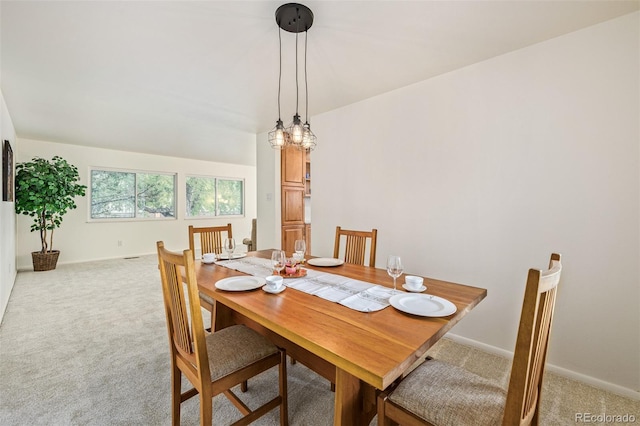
xmin=213 ymin=301 xmax=234 ymax=331
xmin=333 ymin=367 xmax=363 ymax=426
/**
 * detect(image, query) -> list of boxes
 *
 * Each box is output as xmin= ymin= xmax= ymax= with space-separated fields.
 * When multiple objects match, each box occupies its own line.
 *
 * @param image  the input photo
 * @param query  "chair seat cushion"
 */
xmin=389 ymin=359 xmax=507 ymax=426
xmin=205 ymin=325 xmax=278 ymax=381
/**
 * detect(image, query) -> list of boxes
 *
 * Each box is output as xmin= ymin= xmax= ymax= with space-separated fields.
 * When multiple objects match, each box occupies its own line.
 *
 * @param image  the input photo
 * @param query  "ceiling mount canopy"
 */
xmin=269 ymin=3 xmax=317 ymax=152
xmin=276 ymin=3 xmax=314 ymax=33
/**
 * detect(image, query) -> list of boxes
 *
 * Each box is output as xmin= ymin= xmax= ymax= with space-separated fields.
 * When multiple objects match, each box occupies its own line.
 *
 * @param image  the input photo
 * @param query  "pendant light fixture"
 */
xmin=268 ymin=3 xmax=317 ymax=151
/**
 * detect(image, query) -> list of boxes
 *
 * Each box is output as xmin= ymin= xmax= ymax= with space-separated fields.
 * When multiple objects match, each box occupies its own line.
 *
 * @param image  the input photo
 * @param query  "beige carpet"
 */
xmin=0 ymin=255 xmax=637 ymax=425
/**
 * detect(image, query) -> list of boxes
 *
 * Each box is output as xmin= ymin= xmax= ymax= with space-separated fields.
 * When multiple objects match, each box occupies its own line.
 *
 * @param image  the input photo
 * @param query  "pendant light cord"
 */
xmin=278 ymin=27 xmax=282 ymax=120
xmin=295 ymin=24 xmax=299 ymax=115
xmin=304 ymin=30 xmax=309 ymax=122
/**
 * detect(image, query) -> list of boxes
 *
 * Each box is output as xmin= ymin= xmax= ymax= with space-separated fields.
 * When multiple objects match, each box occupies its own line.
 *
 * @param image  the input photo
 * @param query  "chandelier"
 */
xmin=268 ymin=3 xmax=317 ymax=151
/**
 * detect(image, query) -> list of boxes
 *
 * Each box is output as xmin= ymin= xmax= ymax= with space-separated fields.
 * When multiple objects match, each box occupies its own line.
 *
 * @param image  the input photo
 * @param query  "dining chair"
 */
xmin=188 ymin=224 xmax=233 ymax=327
xmin=377 ymin=253 xmax=562 ymax=426
xmin=333 ymin=226 xmax=378 ymax=267
xmin=242 ymin=218 xmax=257 ymax=252
xmin=188 ymin=223 xmax=233 ymax=258
xmin=156 ymin=241 xmax=288 ymax=426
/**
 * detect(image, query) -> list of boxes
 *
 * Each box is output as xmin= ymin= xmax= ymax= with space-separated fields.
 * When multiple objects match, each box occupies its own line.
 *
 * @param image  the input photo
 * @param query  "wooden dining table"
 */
xmin=195 ymin=250 xmax=487 ymax=426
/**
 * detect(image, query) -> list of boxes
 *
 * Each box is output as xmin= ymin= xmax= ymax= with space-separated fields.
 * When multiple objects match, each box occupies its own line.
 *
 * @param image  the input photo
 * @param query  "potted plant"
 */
xmin=15 ymin=156 xmax=86 ymax=271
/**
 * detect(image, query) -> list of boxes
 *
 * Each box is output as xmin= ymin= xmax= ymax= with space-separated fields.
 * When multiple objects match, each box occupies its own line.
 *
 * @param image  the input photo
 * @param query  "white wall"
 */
xmin=307 ymin=13 xmax=638 ymax=395
xmin=16 ymin=138 xmax=257 ymax=269
xmin=256 ymin=131 xmax=281 ymax=250
xmin=0 ymin=91 xmax=17 ymax=323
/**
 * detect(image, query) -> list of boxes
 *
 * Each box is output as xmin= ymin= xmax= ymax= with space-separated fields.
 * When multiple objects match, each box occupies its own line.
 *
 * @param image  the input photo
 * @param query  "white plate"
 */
xmin=215 ymin=276 xmax=265 ymax=291
xmin=262 ymin=284 xmax=286 ymax=294
xmin=389 ymin=293 xmax=457 ymax=317
xmin=307 ymin=258 xmax=345 ymax=267
xmin=217 ymin=253 xmax=247 ymax=260
xmin=402 ymin=284 xmax=427 ymax=293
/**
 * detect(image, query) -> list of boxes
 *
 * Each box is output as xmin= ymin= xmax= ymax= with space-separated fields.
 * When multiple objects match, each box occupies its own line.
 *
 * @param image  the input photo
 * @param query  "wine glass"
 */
xmin=294 ymin=239 xmax=306 ymax=262
xmin=223 ymin=238 xmax=235 ymax=259
xmin=271 ymin=250 xmax=286 ymax=275
xmin=386 ymin=255 xmax=404 ymax=292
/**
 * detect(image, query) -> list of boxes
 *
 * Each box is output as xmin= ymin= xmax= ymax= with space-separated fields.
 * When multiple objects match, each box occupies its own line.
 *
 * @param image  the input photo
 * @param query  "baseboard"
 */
xmin=17 ymin=252 xmax=157 ymax=271
xmin=446 ymin=333 xmax=639 ymax=401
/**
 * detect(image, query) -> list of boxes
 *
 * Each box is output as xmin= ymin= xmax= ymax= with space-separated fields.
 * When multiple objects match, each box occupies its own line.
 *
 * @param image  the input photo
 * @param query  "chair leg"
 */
xmin=377 ymin=392 xmax=396 ymax=426
xmin=279 ymin=349 xmax=289 ymax=426
xmin=199 ymin=387 xmax=213 ymax=426
xmin=241 ymin=380 xmax=248 ymax=392
xmin=171 ymin=365 xmax=181 ymax=426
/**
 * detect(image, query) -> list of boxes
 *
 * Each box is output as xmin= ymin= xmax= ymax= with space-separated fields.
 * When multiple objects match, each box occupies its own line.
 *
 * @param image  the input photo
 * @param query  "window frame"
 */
xmin=88 ymin=166 xmax=178 ymax=222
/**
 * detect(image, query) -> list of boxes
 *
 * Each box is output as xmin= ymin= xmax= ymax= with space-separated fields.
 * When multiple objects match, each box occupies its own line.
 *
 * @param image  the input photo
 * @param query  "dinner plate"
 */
xmin=307 ymin=258 xmax=345 ymax=267
xmin=217 ymin=253 xmax=247 ymax=260
xmin=215 ymin=276 xmax=265 ymax=291
xmin=389 ymin=293 xmax=457 ymax=317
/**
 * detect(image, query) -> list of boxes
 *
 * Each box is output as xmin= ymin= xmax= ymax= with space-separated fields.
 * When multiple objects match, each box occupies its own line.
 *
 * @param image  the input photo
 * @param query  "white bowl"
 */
xmin=404 ymin=275 xmax=424 ymax=291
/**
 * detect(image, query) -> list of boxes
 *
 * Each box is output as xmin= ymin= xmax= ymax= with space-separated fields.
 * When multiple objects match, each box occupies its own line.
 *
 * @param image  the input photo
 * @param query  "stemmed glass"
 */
xmin=271 ymin=250 xmax=286 ymax=275
xmin=386 ymin=255 xmax=404 ymax=292
xmin=223 ymin=238 xmax=236 ymax=259
xmin=294 ymin=239 xmax=306 ymax=263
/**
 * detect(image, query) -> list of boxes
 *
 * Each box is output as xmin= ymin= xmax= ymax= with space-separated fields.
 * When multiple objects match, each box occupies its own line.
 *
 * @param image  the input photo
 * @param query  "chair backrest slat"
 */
xmin=188 ymin=224 xmax=233 ymax=258
xmin=334 ymin=226 xmax=378 ymax=267
xmin=503 ymin=253 xmax=562 ymax=425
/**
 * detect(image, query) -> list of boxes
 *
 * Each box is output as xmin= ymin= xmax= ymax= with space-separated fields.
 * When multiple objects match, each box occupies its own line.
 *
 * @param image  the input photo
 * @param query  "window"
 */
xmin=186 ymin=176 xmax=244 ymax=217
xmin=217 ymin=178 xmax=243 ymax=216
xmin=90 ymin=169 xmax=176 ymax=220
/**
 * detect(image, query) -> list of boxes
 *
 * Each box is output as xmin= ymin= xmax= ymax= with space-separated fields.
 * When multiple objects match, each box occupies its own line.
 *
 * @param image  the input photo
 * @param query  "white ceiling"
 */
xmin=2 ymin=1 xmax=638 ymax=165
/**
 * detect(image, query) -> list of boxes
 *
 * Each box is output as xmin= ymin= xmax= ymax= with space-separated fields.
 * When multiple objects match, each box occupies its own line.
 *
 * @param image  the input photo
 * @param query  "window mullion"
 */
xmin=134 ymin=172 xmax=138 ymax=218
xmin=215 ymin=178 xmax=219 ymax=216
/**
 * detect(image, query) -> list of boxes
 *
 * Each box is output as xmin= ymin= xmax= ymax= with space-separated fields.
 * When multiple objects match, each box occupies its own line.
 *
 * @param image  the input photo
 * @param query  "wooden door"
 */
xmin=282 ymin=225 xmax=305 ymax=256
xmin=281 ymin=146 xmax=307 ymax=252
xmin=281 ymin=146 xmax=305 ymax=186
xmin=282 ymin=186 xmax=305 ymax=224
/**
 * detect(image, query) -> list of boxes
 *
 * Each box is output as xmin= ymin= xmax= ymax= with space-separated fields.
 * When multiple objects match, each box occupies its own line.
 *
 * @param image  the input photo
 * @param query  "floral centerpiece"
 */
xmin=284 ymin=258 xmax=300 ymax=275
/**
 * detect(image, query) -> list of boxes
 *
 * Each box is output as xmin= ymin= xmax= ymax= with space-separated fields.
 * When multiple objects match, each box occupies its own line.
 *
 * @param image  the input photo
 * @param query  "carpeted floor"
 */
xmin=0 ymin=255 xmax=637 ymax=425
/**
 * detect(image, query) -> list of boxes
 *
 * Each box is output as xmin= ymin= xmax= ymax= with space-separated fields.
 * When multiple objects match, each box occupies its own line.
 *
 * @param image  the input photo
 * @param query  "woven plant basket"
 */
xmin=32 ymin=250 xmax=60 ymax=272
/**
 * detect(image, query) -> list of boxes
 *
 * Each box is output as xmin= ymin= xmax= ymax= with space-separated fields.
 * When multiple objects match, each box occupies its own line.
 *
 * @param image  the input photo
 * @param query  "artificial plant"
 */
xmin=15 ymin=156 xmax=87 ymax=253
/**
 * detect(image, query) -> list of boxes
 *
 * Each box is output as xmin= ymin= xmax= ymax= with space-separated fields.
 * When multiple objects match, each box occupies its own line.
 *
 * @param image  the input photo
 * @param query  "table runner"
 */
xmin=216 ymin=257 xmax=395 ymax=312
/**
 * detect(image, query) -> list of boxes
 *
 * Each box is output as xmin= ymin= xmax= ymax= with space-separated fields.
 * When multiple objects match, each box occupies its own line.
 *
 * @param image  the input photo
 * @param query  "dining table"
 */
xmin=195 ymin=250 xmax=487 ymax=426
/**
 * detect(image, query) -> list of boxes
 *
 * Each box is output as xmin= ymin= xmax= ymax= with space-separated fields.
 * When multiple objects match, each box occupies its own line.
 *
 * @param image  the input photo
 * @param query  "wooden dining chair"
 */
xmin=156 ymin=241 xmax=288 ymax=426
xmin=377 ymin=253 xmax=562 ymax=426
xmin=333 ymin=226 xmax=378 ymax=267
xmin=242 ymin=218 xmax=257 ymax=252
xmin=188 ymin=224 xmax=233 ymax=327
xmin=188 ymin=223 xmax=233 ymax=258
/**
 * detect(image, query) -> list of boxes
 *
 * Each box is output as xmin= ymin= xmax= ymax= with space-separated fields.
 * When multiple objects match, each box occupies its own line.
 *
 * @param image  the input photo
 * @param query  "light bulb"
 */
xmin=275 ymin=128 xmax=285 ymax=147
xmin=292 ymin=123 xmax=303 ymax=144
xmin=302 ymin=127 xmax=311 ymax=148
